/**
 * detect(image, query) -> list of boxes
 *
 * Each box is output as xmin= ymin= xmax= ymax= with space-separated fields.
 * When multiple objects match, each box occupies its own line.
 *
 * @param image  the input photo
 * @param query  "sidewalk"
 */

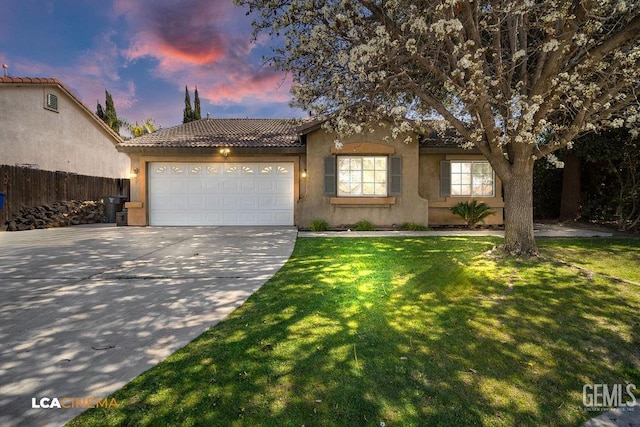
xmin=581 ymin=407 xmax=639 ymax=427
xmin=299 ymin=223 xmax=614 ymax=238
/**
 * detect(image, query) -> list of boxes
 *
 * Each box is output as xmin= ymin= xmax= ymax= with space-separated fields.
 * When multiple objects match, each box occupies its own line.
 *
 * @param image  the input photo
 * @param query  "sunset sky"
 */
xmin=1 ymin=0 xmax=305 ymax=130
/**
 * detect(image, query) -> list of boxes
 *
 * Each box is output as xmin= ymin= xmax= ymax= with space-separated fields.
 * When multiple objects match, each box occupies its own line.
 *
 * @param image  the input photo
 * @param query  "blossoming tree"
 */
xmin=237 ymin=0 xmax=640 ymax=255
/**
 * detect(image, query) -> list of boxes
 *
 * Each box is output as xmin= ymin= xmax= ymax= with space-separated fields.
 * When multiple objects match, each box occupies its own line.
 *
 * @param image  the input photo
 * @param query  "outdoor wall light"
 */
xmin=219 ymin=148 xmax=231 ymax=157
xmin=301 ymin=169 xmax=307 ymax=178
xmin=130 ymin=167 xmax=139 ymax=178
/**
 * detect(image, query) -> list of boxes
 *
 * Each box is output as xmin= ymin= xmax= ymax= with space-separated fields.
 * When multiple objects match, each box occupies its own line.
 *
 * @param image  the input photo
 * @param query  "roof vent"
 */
xmin=45 ymin=93 xmax=58 ymax=111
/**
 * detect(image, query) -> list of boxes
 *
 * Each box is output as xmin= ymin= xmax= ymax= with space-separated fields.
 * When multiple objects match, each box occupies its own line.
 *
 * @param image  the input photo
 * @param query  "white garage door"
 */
xmin=148 ymin=162 xmax=294 ymax=226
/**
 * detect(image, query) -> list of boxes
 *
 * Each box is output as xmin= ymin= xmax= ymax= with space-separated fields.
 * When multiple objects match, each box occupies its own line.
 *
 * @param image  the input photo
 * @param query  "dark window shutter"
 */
xmin=440 ymin=160 xmax=451 ymax=197
xmin=324 ymin=156 xmax=337 ymax=196
xmin=389 ymin=156 xmax=402 ymax=196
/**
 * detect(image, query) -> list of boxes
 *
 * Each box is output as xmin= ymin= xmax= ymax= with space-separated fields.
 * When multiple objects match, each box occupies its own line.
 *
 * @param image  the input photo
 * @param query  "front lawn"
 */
xmin=68 ymin=237 xmax=640 ymax=426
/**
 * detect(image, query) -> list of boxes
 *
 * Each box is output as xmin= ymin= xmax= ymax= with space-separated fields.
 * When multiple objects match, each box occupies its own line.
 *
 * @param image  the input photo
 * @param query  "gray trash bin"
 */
xmin=102 ymin=195 xmax=127 ymax=223
xmin=116 ymin=210 xmax=128 ymax=226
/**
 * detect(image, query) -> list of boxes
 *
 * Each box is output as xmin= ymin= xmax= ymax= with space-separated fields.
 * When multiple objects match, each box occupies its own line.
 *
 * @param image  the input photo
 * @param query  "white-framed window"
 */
xmin=337 ymin=156 xmax=388 ymax=197
xmin=450 ymin=161 xmax=494 ymax=197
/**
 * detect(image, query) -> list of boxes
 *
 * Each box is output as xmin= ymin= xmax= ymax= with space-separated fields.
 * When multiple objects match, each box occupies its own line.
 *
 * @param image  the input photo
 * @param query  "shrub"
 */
xmin=398 ymin=222 xmax=428 ymax=231
xmin=451 ymin=200 xmax=495 ymax=228
xmin=354 ymin=219 xmax=375 ymax=231
xmin=310 ymin=219 xmax=330 ymax=232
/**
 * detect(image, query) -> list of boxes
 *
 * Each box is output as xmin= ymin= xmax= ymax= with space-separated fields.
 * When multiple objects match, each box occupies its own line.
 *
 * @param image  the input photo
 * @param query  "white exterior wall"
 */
xmin=0 ymin=84 xmax=130 ymax=178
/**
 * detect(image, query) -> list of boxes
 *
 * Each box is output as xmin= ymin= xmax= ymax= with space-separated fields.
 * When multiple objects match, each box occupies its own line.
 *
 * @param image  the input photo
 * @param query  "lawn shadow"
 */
xmin=67 ymin=236 xmax=640 ymax=426
xmin=385 ymin=250 xmax=640 ymax=425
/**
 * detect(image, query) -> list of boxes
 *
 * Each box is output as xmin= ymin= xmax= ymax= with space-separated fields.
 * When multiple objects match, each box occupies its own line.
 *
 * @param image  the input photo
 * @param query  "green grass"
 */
xmin=68 ymin=237 xmax=640 ymax=427
xmin=538 ymin=237 xmax=640 ymax=283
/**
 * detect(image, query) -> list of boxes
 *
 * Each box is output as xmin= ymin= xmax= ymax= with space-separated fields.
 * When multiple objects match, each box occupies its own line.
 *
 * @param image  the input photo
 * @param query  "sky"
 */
xmin=0 ymin=0 xmax=305 ymax=130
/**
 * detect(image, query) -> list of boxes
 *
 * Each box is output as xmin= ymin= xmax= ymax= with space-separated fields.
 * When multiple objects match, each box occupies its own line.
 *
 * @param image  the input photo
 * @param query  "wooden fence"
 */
xmin=0 ymin=165 xmax=129 ymax=226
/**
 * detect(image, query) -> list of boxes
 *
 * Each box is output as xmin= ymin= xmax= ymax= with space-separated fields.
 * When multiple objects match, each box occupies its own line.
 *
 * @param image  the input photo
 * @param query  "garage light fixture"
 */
xmin=219 ymin=148 xmax=231 ymax=157
xmin=301 ymin=169 xmax=307 ymax=178
xmin=130 ymin=167 xmax=139 ymax=178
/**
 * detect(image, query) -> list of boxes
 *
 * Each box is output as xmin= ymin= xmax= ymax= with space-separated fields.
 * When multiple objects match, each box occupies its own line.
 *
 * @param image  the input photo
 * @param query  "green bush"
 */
xmin=451 ymin=200 xmax=495 ymax=228
xmin=310 ymin=219 xmax=330 ymax=232
xmin=354 ymin=219 xmax=375 ymax=231
xmin=398 ymin=222 xmax=428 ymax=231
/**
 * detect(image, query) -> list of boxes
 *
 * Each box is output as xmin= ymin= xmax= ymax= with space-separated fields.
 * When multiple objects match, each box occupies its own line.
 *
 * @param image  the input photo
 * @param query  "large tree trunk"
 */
xmin=502 ymin=165 xmax=538 ymax=255
xmin=559 ymin=151 xmax=582 ymax=222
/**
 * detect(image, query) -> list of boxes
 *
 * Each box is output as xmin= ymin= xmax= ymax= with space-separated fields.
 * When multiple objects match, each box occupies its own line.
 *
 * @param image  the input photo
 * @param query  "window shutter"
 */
xmin=324 ymin=156 xmax=337 ymax=196
xmin=389 ymin=156 xmax=402 ymax=196
xmin=440 ymin=160 xmax=451 ymax=197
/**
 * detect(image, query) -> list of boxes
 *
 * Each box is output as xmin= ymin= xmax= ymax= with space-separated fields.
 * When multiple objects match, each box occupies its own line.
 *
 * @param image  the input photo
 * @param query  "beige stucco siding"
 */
xmin=0 ymin=85 xmax=129 ymax=178
xmin=297 ymin=125 xmax=429 ymax=228
xmin=419 ymin=153 xmax=504 ymax=225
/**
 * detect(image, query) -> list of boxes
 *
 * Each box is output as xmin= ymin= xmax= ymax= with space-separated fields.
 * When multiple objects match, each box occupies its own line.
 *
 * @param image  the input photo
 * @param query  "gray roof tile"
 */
xmin=118 ymin=118 xmax=303 ymax=149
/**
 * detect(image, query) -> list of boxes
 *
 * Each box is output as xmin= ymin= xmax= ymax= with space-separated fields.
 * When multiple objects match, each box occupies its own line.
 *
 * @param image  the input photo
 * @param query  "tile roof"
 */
xmin=118 ymin=118 xmax=304 ymax=149
xmin=0 ymin=77 xmax=63 ymax=85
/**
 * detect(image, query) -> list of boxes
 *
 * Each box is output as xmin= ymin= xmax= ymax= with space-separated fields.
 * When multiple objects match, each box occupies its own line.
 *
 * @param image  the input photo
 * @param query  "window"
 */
xmin=325 ymin=155 xmax=401 ymax=197
xmin=338 ymin=156 xmax=387 ymax=197
xmin=445 ymin=161 xmax=494 ymax=197
xmin=45 ymin=93 xmax=58 ymax=111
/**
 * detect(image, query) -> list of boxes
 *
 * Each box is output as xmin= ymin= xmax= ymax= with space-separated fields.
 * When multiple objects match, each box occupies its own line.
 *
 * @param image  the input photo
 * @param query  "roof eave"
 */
xmin=117 ymin=145 xmax=307 ymax=155
xmin=419 ymin=146 xmax=482 ymax=154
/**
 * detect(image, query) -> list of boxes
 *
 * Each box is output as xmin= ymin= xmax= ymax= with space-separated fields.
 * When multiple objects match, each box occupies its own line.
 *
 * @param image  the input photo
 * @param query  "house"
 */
xmin=0 ymin=77 xmax=129 ymax=179
xmin=118 ymin=118 xmax=504 ymax=227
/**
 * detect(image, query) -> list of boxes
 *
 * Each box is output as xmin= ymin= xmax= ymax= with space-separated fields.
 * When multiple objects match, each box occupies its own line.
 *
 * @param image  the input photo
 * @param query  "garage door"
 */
xmin=148 ymin=162 xmax=294 ymax=226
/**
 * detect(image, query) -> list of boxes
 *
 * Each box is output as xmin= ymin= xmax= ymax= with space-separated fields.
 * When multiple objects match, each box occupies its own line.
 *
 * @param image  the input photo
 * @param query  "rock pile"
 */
xmin=5 ymin=200 xmax=105 ymax=231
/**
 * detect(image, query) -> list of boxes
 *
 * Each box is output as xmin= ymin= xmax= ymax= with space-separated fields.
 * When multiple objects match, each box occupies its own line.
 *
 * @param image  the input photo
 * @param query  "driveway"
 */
xmin=0 ymin=225 xmax=297 ymax=427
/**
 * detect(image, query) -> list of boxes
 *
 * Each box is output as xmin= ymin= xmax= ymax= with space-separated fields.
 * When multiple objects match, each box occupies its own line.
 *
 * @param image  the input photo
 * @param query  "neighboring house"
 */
xmin=0 ymin=77 xmax=129 ymax=178
xmin=118 ymin=118 xmax=504 ymax=227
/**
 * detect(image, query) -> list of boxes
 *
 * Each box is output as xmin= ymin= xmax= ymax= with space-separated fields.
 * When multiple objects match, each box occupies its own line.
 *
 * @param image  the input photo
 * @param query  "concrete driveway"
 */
xmin=0 ymin=225 xmax=297 ymax=427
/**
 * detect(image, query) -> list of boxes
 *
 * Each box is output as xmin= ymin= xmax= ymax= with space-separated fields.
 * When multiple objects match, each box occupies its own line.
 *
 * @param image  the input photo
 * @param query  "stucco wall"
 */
xmin=0 ymin=84 xmax=130 ymax=178
xmin=419 ymin=152 xmax=504 ymax=225
xmin=297 ymin=125 xmax=429 ymax=228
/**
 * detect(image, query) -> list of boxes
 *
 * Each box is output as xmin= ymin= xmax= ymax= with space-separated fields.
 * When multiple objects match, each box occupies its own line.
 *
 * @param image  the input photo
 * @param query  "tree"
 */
xmin=183 ymin=86 xmax=202 ymax=122
xmin=126 ymin=118 xmax=157 ymax=138
xmin=96 ymin=102 xmax=106 ymax=122
xmin=97 ymin=90 xmax=121 ymax=134
xmin=558 ymin=151 xmax=581 ymax=222
xmin=576 ymin=129 xmax=640 ymax=231
xmin=194 ymin=86 xmax=202 ymax=120
xmin=104 ymin=90 xmax=120 ymax=134
xmin=183 ymin=86 xmax=194 ymax=123
xmin=237 ymin=0 xmax=640 ymax=255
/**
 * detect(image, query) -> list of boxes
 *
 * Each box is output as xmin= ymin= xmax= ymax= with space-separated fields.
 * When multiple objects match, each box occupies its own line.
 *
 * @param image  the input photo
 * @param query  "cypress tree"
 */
xmin=104 ymin=90 xmax=120 ymax=133
xmin=193 ymin=86 xmax=201 ymax=120
xmin=183 ymin=86 xmax=193 ymax=123
xmin=96 ymin=102 xmax=106 ymax=121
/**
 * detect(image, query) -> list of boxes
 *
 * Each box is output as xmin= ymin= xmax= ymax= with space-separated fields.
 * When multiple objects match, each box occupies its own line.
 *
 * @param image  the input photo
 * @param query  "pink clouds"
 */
xmin=2 ymin=0 xmax=300 ymax=129
xmin=117 ymin=0 xmax=293 ymax=107
xmin=203 ymin=70 xmax=294 ymax=104
xmin=122 ymin=1 xmax=231 ymax=67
